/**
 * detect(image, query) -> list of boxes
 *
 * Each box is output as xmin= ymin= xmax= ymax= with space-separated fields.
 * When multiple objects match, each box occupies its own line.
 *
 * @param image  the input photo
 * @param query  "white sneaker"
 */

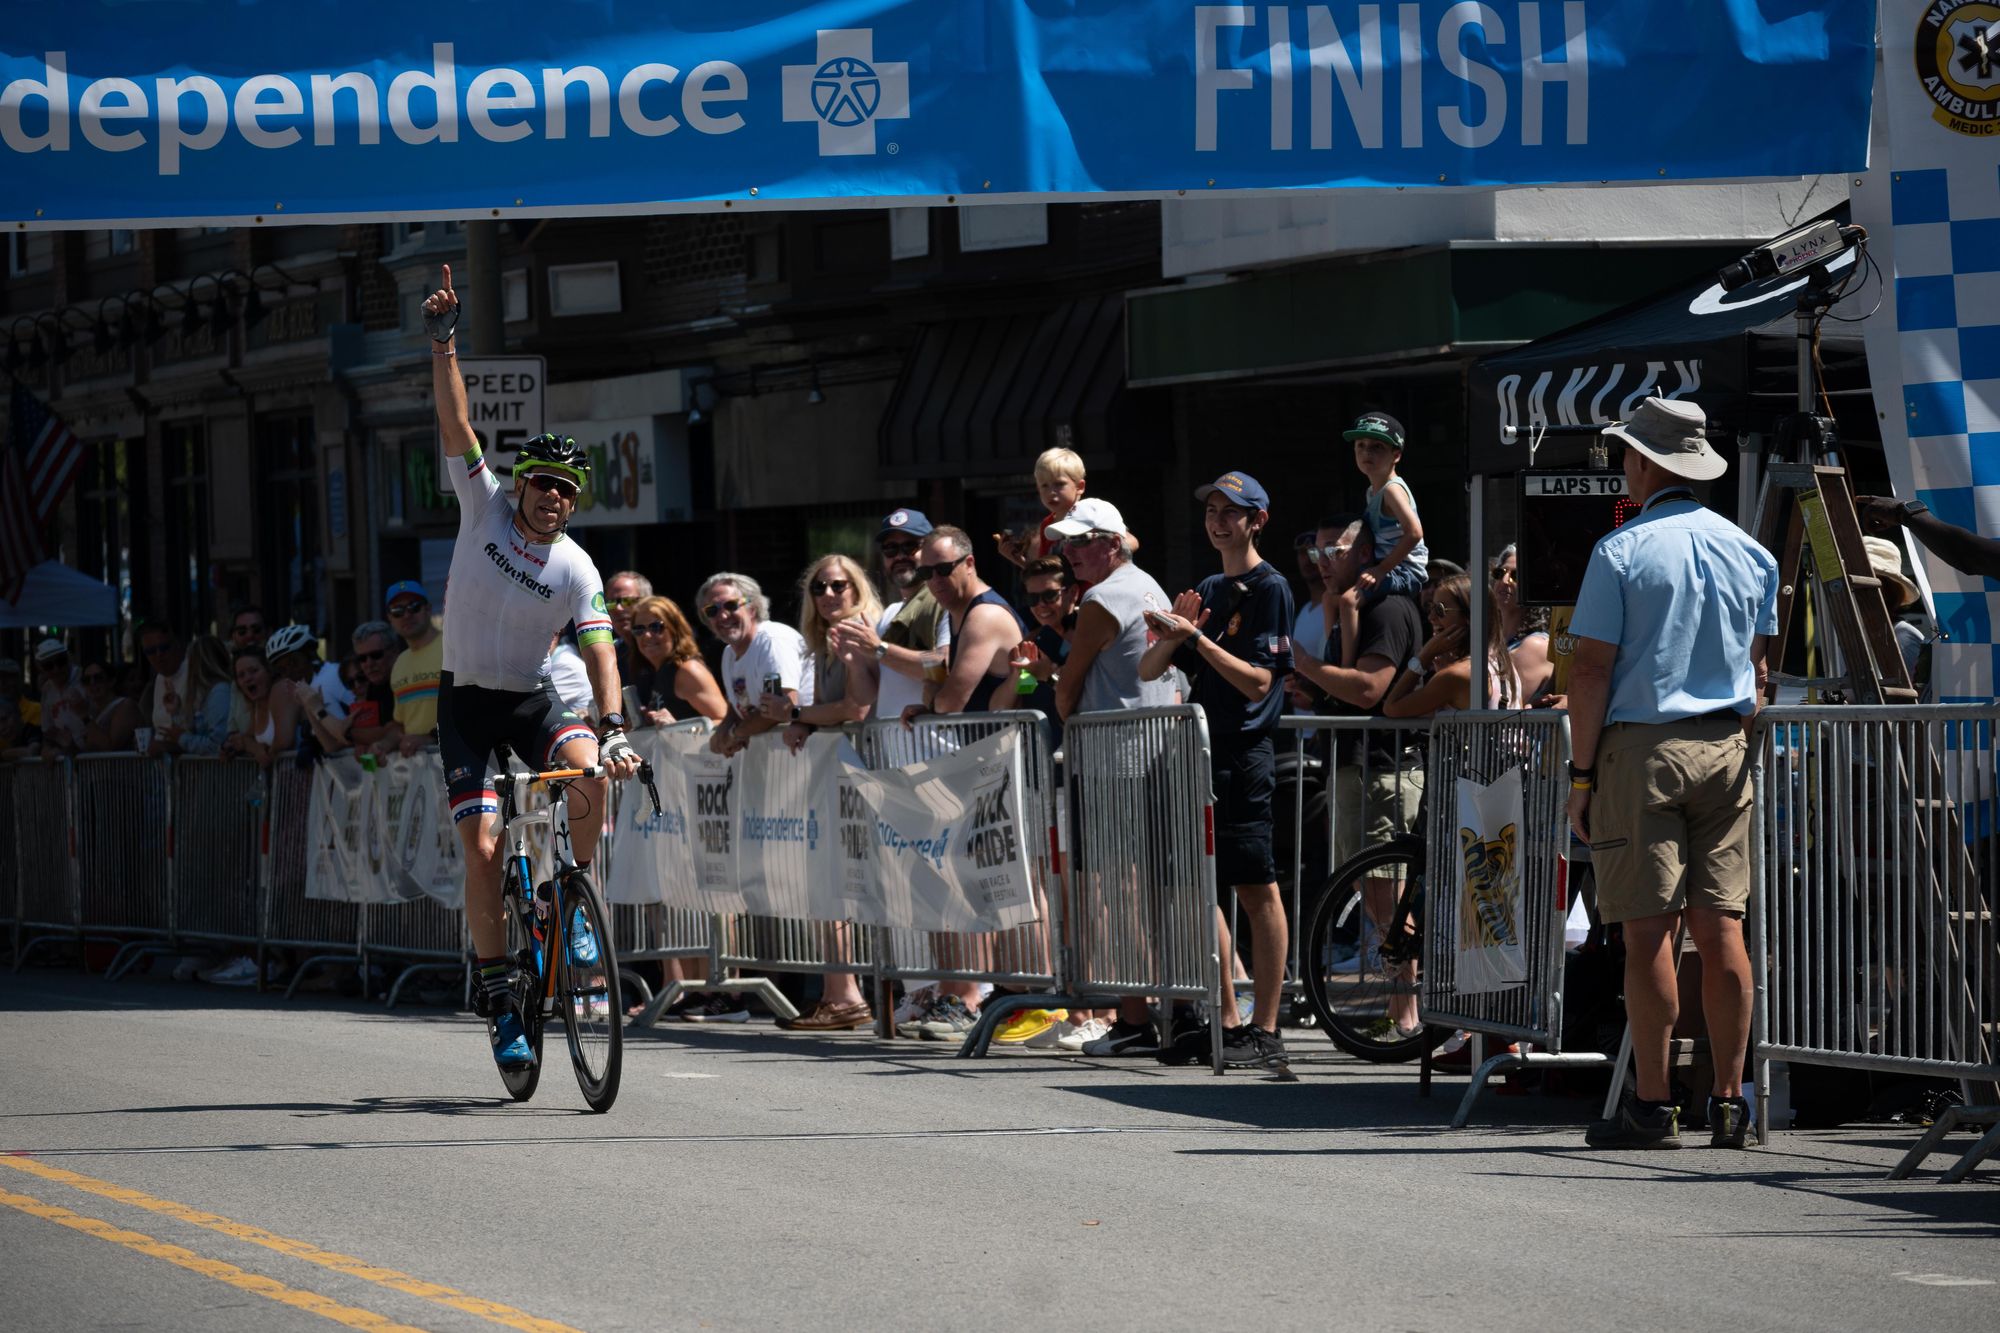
xmin=1057 ymin=1017 xmax=1111 ymax=1052
xmin=893 ymin=986 xmax=938 ymax=1031
xmin=200 ymin=956 xmax=259 ymax=987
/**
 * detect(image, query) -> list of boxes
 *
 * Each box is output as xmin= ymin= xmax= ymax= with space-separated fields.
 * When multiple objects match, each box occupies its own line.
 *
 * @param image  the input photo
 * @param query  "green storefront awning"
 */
xmin=1126 ymin=244 xmax=1740 ymax=387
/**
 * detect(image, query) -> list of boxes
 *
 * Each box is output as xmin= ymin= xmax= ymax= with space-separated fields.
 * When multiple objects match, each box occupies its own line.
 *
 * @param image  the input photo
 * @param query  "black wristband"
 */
xmin=790 ymin=705 xmax=802 ymax=722
xmin=1568 ymin=762 xmax=1595 ymax=782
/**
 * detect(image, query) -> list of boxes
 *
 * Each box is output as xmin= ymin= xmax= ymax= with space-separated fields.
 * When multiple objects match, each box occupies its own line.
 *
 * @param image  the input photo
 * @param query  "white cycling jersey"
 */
xmin=443 ymin=445 xmax=614 ymax=691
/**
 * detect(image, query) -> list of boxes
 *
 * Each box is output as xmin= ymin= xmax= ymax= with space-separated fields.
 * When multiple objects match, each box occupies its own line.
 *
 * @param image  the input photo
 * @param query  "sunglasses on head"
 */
xmin=914 ymin=555 xmax=967 ymax=582
xmin=635 ymin=620 xmax=669 ymax=635
xmin=702 ymin=598 xmax=746 ymax=621
xmin=356 ymin=649 xmax=389 ymax=663
xmin=1023 ymin=586 xmax=1066 ymax=606
xmin=810 ymin=578 xmax=853 ymax=597
xmin=524 ymin=472 xmax=579 ymax=500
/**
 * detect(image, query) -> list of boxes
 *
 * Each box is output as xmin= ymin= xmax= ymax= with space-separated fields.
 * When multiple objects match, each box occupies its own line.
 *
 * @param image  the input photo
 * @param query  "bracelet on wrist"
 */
xmin=431 ymin=346 xmax=457 ymax=357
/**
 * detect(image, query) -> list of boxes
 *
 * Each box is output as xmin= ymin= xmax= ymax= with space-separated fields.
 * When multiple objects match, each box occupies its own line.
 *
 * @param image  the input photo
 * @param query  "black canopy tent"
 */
xmin=1465 ymin=205 xmax=1877 ymax=483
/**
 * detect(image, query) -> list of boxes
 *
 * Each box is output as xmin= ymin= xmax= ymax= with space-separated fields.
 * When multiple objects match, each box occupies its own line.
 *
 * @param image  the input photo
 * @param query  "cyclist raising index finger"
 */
xmin=425 ymin=263 xmax=641 ymax=1073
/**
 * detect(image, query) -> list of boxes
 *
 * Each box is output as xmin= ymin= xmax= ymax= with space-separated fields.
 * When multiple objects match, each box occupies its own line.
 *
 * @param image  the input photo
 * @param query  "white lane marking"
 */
xmin=1893 ymin=1272 xmax=1994 ymax=1287
xmin=660 ymin=1072 xmax=719 ymax=1079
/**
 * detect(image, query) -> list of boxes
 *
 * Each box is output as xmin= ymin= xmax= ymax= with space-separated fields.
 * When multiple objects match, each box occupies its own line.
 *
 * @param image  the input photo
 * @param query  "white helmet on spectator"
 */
xmin=265 ymin=624 xmax=317 ymax=662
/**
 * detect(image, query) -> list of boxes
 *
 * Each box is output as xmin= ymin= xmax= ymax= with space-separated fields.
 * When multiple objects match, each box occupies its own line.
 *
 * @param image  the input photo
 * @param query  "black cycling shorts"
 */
xmin=438 ymin=670 xmax=596 ymax=824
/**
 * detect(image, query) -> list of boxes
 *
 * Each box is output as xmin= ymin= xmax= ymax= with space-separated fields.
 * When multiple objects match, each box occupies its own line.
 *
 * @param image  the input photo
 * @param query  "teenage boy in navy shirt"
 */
xmin=1141 ymin=471 xmax=1294 ymax=1069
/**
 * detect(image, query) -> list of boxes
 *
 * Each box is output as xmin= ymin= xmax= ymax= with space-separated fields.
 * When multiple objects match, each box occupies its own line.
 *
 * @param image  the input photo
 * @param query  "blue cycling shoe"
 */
xmin=490 ymin=1008 xmax=534 ymax=1068
xmin=568 ymin=906 xmax=600 ymax=966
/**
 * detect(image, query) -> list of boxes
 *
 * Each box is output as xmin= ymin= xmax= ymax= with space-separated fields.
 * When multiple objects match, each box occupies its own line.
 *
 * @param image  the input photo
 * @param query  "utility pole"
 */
xmin=462 ymin=220 xmax=505 ymax=356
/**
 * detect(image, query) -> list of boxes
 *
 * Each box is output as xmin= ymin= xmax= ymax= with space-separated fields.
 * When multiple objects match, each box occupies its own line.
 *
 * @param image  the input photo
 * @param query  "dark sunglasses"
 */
xmin=1490 ymin=564 xmax=1516 ymax=582
xmin=1060 ymin=532 xmax=1110 ymax=552
xmin=525 ymin=472 xmax=579 ymax=500
xmin=879 ymin=540 xmax=921 ymax=557
xmin=914 ymin=555 xmax=967 ymax=582
xmin=1023 ymin=586 xmax=1066 ymax=606
xmin=702 ymin=598 xmax=746 ymax=621
xmin=634 ymin=620 xmax=669 ymax=635
xmin=356 ymin=649 xmax=389 ymax=663
xmin=387 ymin=601 xmax=427 ymax=617
xmin=810 ymin=578 xmax=853 ymax=597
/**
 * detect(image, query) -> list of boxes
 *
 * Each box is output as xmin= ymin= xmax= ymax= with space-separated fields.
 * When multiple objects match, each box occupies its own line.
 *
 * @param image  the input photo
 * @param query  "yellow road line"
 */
xmin=0 ymin=1183 xmax=429 ymax=1332
xmin=0 ymin=1155 xmax=582 ymax=1333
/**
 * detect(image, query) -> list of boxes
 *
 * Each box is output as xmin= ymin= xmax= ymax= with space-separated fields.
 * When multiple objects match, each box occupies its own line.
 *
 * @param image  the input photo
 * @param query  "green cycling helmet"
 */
xmin=514 ymin=433 xmax=590 ymax=490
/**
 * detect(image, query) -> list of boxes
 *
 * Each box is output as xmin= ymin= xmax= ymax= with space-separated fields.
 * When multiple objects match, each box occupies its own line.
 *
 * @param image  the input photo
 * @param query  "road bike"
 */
xmin=1301 ymin=832 xmax=1452 ymax=1063
xmin=485 ymin=761 xmax=660 ymax=1112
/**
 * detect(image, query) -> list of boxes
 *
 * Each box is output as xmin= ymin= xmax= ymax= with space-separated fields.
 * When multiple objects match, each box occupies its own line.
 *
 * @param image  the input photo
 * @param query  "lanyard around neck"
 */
xmin=1641 ymin=486 xmax=1696 ymax=515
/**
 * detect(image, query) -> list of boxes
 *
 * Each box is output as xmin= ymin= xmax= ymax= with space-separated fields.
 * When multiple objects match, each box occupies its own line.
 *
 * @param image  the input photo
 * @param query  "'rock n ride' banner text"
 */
xmin=4 ymin=1 xmax=1876 ymax=227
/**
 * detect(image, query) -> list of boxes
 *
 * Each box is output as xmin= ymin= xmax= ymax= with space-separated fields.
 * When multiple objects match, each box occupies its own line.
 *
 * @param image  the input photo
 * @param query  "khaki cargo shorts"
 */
xmin=1589 ymin=715 xmax=1751 ymax=924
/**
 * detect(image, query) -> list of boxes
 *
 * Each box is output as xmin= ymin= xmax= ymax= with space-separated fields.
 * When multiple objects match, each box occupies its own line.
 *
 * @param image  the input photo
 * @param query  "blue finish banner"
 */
xmin=1 ymin=1 xmax=1878 ymax=227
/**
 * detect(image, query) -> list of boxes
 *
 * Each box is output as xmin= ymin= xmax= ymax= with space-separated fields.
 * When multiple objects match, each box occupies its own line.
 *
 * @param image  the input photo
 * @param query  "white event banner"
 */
xmin=606 ymin=726 xmax=1037 ymax=932
xmin=1454 ymin=769 xmax=1528 ymax=996
xmin=305 ymin=752 xmax=462 ymax=908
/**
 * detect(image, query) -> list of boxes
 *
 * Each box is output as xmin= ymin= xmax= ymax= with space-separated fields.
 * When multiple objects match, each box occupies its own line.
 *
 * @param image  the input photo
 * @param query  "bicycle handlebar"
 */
xmin=492 ymin=761 xmax=664 ymax=817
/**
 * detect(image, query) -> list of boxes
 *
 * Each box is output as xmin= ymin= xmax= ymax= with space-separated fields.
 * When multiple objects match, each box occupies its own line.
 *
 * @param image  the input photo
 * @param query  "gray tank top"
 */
xmin=1078 ymin=561 xmax=1177 ymax=714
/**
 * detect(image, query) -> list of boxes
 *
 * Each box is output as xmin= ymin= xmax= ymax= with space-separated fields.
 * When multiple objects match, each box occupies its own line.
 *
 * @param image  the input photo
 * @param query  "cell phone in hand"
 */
xmin=1143 ymin=609 xmax=1177 ymax=632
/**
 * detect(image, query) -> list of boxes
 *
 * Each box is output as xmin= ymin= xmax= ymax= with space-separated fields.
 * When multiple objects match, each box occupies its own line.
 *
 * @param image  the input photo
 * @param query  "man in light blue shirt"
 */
xmin=1564 ymin=397 xmax=1778 ymax=1152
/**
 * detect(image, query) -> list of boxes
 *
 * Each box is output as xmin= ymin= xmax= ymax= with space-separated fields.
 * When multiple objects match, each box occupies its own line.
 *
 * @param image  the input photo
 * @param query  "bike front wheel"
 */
xmin=491 ymin=868 xmax=545 ymax=1103
xmin=1303 ymin=838 xmax=1449 ymax=1064
xmin=555 ymin=870 xmax=622 ymax=1112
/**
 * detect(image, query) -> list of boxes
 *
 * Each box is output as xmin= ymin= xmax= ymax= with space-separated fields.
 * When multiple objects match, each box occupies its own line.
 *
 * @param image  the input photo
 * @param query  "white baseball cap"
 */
xmin=1046 ymin=497 xmax=1129 ymax=539
xmin=33 ymin=638 xmax=67 ymax=663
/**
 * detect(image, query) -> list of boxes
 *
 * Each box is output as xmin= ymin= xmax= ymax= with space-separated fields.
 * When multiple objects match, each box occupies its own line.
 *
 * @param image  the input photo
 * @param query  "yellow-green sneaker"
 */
xmin=992 ymin=1007 xmax=1069 ymax=1047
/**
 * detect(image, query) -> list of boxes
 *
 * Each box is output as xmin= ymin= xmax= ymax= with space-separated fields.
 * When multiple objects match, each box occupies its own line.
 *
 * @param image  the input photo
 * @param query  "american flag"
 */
xmin=2 ymin=383 xmax=86 ymax=602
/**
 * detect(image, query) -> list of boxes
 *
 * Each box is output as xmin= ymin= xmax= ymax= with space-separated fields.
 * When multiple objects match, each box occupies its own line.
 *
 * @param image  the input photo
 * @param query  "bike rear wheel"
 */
xmin=555 ymin=870 xmax=622 ymax=1112
xmin=491 ymin=867 xmax=545 ymax=1102
xmin=1304 ymin=838 xmax=1449 ymax=1064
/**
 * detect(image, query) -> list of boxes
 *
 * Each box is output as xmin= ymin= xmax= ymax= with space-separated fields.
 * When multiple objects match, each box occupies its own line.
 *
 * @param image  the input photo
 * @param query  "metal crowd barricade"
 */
xmin=1038 ymin=705 xmax=1225 ymax=1072
xmin=264 ymin=761 xmax=366 ymax=996
xmin=74 ymin=753 xmax=171 ymax=971
xmin=1278 ymin=713 xmax=1430 ymax=1002
xmin=853 ymin=710 xmax=1060 ymax=1050
xmin=604 ymin=718 xmax=717 ymax=1013
xmin=10 ymin=758 xmax=76 ymax=970
xmin=371 ymin=754 xmax=470 ymax=1008
xmin=1750 ymin=705 xmax=2000 ymax=1175
xmin=1410 ymin=710 xmax=1601 ymax=1127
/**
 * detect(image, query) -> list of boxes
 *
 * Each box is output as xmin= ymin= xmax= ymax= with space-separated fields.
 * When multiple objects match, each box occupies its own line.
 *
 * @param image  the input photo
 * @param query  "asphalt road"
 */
xmin=1 ymin=968 xmax=1994 ymax=1332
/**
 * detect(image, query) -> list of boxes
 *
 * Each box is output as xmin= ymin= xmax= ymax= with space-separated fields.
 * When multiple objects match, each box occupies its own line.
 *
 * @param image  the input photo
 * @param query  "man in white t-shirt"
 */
xmin=700 ymin=571 xmax=815 ymax=758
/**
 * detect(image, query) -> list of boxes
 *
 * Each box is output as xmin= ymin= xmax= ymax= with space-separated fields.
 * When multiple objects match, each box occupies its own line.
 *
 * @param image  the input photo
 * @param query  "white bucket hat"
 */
xmin=1602 ymin=397 xmax=1727 ymax=482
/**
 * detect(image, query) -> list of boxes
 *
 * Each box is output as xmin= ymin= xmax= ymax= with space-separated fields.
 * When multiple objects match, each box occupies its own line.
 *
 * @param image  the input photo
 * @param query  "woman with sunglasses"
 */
xmin=79 ymin=658 xmax=142 ymax=753
xmin=1382 ymin=572 xmax=1522 ymax=718
xmin=766 ymin=554 xmax=883 ymax=755
xmin=626 ymin=594 xmax=727 ymax=726
xmin=1488 ymin=544 xmax=1554 ymax=702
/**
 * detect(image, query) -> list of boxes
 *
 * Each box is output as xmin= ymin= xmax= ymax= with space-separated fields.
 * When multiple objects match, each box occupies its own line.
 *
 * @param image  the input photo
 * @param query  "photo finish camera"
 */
xmin=1715 ymin=219 xmax=1854 ymax=292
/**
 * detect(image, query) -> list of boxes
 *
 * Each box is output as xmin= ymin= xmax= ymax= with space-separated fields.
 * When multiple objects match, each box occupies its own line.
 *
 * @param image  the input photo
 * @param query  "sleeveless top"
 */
xmin=1364 ymin=476 xmax=1429 ymax=580
xmin=949 ymin=588 xmax=1030 ymax=713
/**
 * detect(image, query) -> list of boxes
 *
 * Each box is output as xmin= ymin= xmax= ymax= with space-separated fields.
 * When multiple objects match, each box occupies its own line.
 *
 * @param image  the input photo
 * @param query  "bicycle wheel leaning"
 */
xmin=491 ymin=863 xmax=545 ymax=1103
xmin=555 ymin=869 xmax=622 ymax=1112
xmin=1303 ymin=836 xmax=1450 ymax=1064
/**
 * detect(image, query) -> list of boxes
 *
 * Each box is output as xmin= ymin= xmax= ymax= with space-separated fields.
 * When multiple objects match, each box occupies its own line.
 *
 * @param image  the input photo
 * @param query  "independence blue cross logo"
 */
xmin=783 ymin=29 xmax=909 ymax=156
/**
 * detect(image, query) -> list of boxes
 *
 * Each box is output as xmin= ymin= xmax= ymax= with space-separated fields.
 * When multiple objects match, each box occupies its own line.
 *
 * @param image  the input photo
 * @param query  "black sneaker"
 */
xmin=680 ymin=993 xmax=751 ymax=1024
xmin=1221 ymin=1023 xmax=1289 ymax=1070
xmin=1586 ymin=1096 xmax=1683 ymax=1149
xmin=1707 ymin=1096 xmax=1751 ymax=1149
xmin=1155 ymin=1019 xmax=1211 ymax=1066
xmin=1080 ymin=1019 xmax=1158 ymax=1056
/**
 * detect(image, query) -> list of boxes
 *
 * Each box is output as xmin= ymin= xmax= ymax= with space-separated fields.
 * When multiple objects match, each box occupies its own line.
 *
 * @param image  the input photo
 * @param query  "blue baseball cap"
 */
xmin=384 ymin=580 xmax=430 ymax=607
xmin=1194 ymin=472 xmax=1271 ymax=512
xmin=878 ymin=508 xmax=934 ymax=541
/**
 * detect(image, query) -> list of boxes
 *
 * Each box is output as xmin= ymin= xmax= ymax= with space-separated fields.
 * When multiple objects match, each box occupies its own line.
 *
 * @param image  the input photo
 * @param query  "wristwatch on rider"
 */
xmin=598 ymin=711 xmax=627 ymax=735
